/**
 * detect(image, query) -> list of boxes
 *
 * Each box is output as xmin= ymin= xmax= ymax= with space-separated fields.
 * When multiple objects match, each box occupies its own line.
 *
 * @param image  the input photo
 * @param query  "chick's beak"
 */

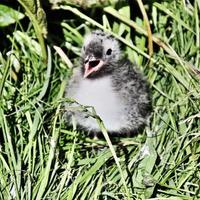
xmin=84 ymin=55 xmax=104 ymax=78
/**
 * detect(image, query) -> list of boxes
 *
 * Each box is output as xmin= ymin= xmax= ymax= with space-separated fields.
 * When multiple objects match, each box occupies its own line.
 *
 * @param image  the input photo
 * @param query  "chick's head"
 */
xmin=81 ymin=30 xmax=121 ymax=78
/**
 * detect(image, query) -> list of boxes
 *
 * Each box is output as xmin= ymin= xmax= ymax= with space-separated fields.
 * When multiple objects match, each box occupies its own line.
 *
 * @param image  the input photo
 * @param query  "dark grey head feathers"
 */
xmin=81 ymin=30 xmax=121 ymax=78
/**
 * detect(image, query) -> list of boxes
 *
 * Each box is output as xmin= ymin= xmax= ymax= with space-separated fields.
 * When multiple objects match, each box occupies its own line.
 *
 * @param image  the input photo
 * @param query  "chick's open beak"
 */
xmin=84 ymin=56 xmax=104 ymax=78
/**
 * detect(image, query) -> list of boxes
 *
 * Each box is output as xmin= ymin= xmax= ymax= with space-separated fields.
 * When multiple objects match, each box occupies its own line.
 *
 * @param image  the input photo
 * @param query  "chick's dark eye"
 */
xmin=106 ymin=48 xmax=112 ymax=55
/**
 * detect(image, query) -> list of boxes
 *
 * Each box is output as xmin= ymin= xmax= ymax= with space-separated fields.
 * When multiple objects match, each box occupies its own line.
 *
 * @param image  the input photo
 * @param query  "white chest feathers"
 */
xmin=70 ymin=76 xmax=126 ymax=131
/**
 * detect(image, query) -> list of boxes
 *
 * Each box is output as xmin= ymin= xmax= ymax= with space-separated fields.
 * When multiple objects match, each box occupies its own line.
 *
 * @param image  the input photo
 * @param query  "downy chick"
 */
xmin=65 ymin=30 xmax=151 ymax=136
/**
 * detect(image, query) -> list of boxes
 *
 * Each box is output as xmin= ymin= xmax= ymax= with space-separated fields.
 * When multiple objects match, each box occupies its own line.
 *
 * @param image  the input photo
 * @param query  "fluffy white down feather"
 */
xmin=68 ymin=73 xmax=128 ymax=131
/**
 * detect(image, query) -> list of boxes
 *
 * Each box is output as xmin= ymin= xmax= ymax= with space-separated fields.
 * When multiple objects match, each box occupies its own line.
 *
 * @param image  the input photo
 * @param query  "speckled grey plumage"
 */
xmin=64 ymin=30 xmax=151 ymax=136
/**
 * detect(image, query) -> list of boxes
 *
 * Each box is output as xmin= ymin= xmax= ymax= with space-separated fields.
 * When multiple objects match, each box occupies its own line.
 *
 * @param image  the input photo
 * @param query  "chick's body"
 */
xmin=65 ymin=30 xmax=151 ymax=136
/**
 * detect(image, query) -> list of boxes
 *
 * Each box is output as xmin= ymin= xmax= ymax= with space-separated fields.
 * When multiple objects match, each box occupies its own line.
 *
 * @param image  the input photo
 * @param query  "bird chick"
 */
xmin=65 ymin=30 xmax=151 ymax=136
